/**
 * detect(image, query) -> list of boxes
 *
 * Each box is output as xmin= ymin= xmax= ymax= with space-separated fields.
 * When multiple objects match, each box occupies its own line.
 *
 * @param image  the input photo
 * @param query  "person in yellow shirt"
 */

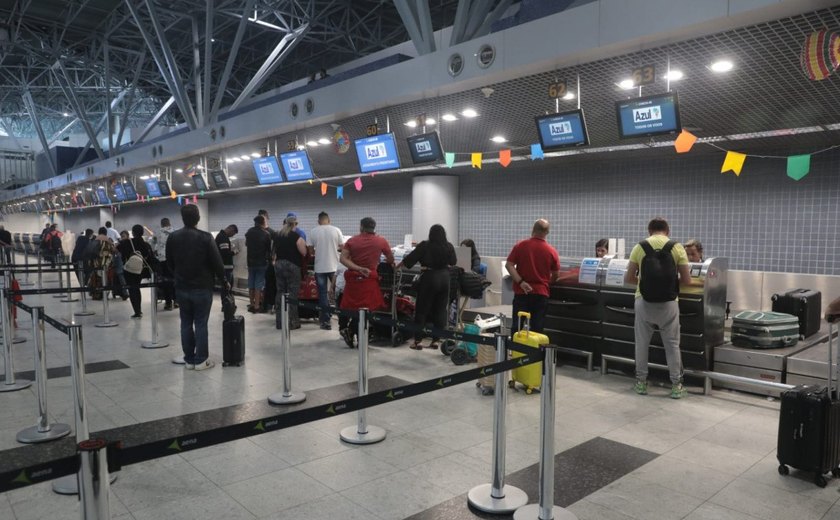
xmin=624 ymin=217 xmax=695 ymax=399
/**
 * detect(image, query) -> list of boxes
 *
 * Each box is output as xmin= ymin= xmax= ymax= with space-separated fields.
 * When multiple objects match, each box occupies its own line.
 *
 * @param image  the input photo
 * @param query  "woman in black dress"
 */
xmin=117 ymin=224 xmax=154 ymax=318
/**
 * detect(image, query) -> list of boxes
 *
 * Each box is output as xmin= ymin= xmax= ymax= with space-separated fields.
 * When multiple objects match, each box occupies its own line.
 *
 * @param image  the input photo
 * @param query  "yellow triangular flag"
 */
xmin=721 ymin=151 xmax=746 ymax=176
xmin=471 ymin=153 xmax=482 ymax=169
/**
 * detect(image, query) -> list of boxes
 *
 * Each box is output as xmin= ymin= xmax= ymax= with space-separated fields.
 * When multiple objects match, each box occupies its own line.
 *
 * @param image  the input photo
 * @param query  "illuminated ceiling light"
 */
xmin=296 ymin=145 xmax=306 ymax=151
xmin=404 ymin=120 xmax=417 ymax=128
xmin=710 ymin=59 xmax=734 ymax=73
xmin=139 ymin=175 xmax=150 ymax=180
xmin=239 ymin=155 xmax=250 ymax=160
xmin=232 ymin=157 xmax=242 ymax=162
xmin=461 ymin=108 xmax=478 ymax=118
xmin=618 ymin=79 xmax=635 ymax=90
xmin=62 ymin=112 xmax=69 ymax=117
xmin=490 ymin=135 xmax=507 ymax=143
xmin=425 ymin=118 xmax=436 ymax=125
xmin=562 ymin=92 xmax=575 ymax=100
xmin=664 ymin=69 xmax=684 ymax=81
xmin=183 ymin=182 xmax=191 ymax=187
xmin=196 ymin=164 xmax=204 ymax=170
xmin=229 ymin=175 xmax=238 ymax=180
xmin=225 ymin=158 xmax=234 ymax=163
xmin=317 ymin=137 xmax=331 ymax=144
xmin=250 ymin=152 xmax=261 ymax=158
xmin=441 ymin=113 xmax=457 ymax=122
xmin=306 ymin=140 xmax=319 ymax=147
xmin=85 ymin=188 xmax=92 ymax=191
xmin=175 ymin=168 xmax=184 ymax=173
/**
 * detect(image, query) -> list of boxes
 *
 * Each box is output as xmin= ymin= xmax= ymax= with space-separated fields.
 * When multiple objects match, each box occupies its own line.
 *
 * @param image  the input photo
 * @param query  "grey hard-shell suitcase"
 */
xmin=731 ymin=311 xmax=799 ymax=349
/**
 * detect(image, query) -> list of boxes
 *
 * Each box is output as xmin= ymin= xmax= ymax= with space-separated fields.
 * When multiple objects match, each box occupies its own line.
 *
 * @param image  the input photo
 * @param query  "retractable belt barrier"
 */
xmin=0 ymin=343 xmax=544 ymax=493
xmin=10 ymin=282 xmax=159 ymax=296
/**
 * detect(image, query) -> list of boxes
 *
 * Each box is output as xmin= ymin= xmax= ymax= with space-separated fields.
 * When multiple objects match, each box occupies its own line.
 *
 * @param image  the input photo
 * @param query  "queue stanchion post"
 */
xmin=340 ymin=308 xmax=386 ymax=445
xmin=468 ymin=332 xmax=528 ymax=513
xmin=141 ymin=272 xmax=168 ymax=349
xmin=77 ymin=438 xmax=112 ymax=520
xmin=20 ymin=247 xmax=33 ymax=286
xmin=36 ymin=250 xmax=43 ymax=289
xmin=513 ymin=346 xmax=577 ymax=520
xmin=53 ymin=257 xmax=65 ymax=298
xmin=53 ymin=325 xmax=117 ymax=495
xmin=74 ymin=263 xmax=95 ymax=317
xmin=60 ymin=261 xmax=78 ymax=303
xmin=0 ymin=270 xmax=31 ymax=392
xmin=94 ymin=264 xmax=118 ymax=328
xmin=268 ymin=293 xmax=305 ymax=404
xmin=17 ymin=306 xmax=71 ymax=443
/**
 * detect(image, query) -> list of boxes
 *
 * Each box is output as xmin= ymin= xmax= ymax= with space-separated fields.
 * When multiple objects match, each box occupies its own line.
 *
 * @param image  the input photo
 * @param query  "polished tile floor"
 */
xmin=1 ymin=265 xmax=839 ymax=520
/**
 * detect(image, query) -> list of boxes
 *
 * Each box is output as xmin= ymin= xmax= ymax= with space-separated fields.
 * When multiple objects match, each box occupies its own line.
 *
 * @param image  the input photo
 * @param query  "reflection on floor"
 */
xmin=1 ymin=267 xmax=839 ymax=520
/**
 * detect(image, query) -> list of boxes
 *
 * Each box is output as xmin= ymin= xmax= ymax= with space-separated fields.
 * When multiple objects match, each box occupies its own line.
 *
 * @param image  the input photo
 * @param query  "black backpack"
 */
xmin=638 ymin=240 xmax=679 ymax=302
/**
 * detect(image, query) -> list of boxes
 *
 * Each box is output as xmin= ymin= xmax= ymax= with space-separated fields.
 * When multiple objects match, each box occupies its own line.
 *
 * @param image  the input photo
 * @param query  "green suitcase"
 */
xmin=731 ymin=311 xmax=800 ymax=349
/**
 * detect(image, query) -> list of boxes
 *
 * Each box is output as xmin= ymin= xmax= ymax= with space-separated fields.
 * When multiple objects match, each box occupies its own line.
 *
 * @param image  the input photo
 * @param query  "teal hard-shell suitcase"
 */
xmin=732 ymin=311 xmax=800 ymax=349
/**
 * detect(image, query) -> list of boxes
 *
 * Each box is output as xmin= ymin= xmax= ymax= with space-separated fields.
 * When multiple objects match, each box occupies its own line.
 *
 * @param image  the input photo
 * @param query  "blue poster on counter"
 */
xmin=578 ymin=258 xmax=600 ymax=285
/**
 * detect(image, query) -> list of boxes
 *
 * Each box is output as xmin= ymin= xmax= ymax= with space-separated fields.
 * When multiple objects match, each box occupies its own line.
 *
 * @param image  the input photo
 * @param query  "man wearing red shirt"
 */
xmin=505 ymin=219 xmax=560 ymax=334
xmin=339 ymin=217 xmax=394 ymax=347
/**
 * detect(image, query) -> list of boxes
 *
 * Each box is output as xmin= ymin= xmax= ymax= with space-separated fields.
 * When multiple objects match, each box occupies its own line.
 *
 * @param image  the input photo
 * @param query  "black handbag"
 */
xmin=459 ymin=270 xmax=491 ymax=299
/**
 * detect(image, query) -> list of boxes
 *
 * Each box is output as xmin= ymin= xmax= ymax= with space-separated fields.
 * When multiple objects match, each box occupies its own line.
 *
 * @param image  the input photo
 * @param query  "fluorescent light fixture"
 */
xmin=441 ymin=113 xmax=458 ymax=122
xmin=664 ymin=69 xmax=684 ymax=81
xmin=225 ymin=158 xmax=234 ymax=163
xmin=490 ymin=136 xmax=507 ymax=143
xmin=404 ymin=120 xmax=417 ymax=128
xmin=175 ymin=168 xmax=183 ymax=173
xmin=139 ymin=175 xmax=150 ymax=180
xmin=618 ymin=79 xmax=635 ymax=90
xmin=250 ymin=152 xmax=261 ymax=158
xmin=317 ymin=138 xmax=331 ymax=144
xmin=232 ymin=157 xmax=242 ymax=162
xmin=239 ymin=155 xmax=250 ymax=160
xmin=62 ymin=112 xmax=69 ymax=117
xmin=425 ymin=118 xmax=436 ymax=125
xmin=306 ymin=140 xmax=319 ymax=147
xmin=710 ymin=59 xmax=734 ymax=73
xmin=229 ymin=175 xmax=238 ymax=180
xmin=85 ymin=188 xmax=92 ymax=191
xmin=461 ymin=108 xmax=478 ymax=118
xmin=183 ymin=182 xmax=191 ymax=187
xmin=562 ymin=92 xmax=575 ymax=100
xmin=296 ymin=145 xmax=306 ymax=151
xmin=196 ymin=165 xmax=204 ymax=170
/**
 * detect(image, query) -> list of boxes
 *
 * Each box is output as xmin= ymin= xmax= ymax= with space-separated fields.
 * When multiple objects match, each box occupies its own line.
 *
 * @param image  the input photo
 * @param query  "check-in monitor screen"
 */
xmin=210 ymin=170 xmax=229 ymax=189
xmin=112 ymin=184 xmax=126 ymax=202
xmin=252 ymin=157 xmax=284 ymax=185
xmin=279 ymin=151 xmax=314 ymax=181
xmin=192 ymin=175 xmax=208 ymax=192
xmin=145 ymin=179 xmax=162 ymax=197
xmin=157 ymin=180 xmax=171 ymax=196
xmin=355 ymin=133 xmax=400 ymax=173
xmin=535 ymin=109 xmax=590 ymax=150
xmin=616 ymin=92 xmax=682 ymax=139
xmin=406 ymin=132 xmax=444 ymax=164
xmin=122 ymin=182 xmax=137 ymax=201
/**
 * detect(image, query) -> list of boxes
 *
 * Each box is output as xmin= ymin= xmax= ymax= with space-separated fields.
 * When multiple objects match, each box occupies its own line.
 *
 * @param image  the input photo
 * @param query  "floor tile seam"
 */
xmin=692 ymin=435 xmax=777 ymax=461
xmin=182 ymin=452 xmax=291 ymax=488
xmin=575 ymin=498 xmax=638 ymax=520
xmin=330 ymin=490 xmax=388 ymax=520
xmin=338 ymin=470 xmax=455 ymax=516
xmin=298 ymin=457 xmax=403 ymax=492
xmin=706 ymin=476 xmax=836 ymax=514
xmin=631 ymin=464 xmax=739 ymax=502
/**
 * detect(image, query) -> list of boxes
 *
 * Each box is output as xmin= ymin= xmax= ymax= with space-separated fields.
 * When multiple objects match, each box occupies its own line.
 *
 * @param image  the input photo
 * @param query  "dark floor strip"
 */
xmin=0 ymin=360 xmax=130 ymax=383
xmin=0 ymin=375 xmax=408 ymax=473
xmin=405 ymin=437 xmax=659 ymax=520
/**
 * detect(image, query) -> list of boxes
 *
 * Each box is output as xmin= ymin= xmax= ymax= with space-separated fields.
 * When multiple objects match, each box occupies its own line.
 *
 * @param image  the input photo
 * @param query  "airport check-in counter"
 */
xmin=544 ymin=256 xmax=727 ymax=371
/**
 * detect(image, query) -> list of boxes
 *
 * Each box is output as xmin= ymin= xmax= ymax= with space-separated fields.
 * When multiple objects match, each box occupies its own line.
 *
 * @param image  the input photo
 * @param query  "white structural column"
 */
xmin=412 ymin=175 xmax=459 ymax=243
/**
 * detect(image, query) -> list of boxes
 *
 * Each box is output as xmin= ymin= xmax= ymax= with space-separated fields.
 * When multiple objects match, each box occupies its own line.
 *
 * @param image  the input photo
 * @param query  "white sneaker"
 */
xmin=184 ymin=363 xmax=195 ymax=370
xmin=194 ymin=360 xmax=215 ymax=371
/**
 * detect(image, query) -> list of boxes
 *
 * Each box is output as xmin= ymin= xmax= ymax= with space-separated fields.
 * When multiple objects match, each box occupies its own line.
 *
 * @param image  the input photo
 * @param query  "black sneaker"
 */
xmin=131 ymin=313 xmax=143 ymax=319
xmin=163 ymin=303 xmax=173 ymax=311
xmin=320 ymin=322 xmax=332 ymax=330
xmin=340 ymin=328 xmax=355 ymax=348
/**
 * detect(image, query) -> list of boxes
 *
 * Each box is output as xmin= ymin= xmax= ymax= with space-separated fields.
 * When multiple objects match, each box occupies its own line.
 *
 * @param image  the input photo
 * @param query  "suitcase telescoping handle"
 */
xmin=517 ymin=311 xmax=531 ymax=336
xmin=829 ymin=322 xmax=837 ymax=397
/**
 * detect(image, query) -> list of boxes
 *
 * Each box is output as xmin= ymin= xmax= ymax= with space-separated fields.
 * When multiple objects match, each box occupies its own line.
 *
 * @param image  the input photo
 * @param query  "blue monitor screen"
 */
xmin=279 ymin=151 xmax=314 ymax=181
xmin=145 ymin=179 xmax=162 ymax=197
xmin=157 ymin=180 xmax=170 ymax=196
xmin=535 ymin=109 xmax=589 ymax=150
xmin=122 ymin=183 xmax=137 ymax=201
xmin=252 ymin=157 xmax=284 ymax=185
xmin=96 ymin=187 xmax=109 ymax=204
xmin=354 ymin=133 xmax=400 ymax=173
xmin=406 ymin=132 xmax=444 ymax=164
xmin=615 ymin=92 xmax=681 ymax=139
xmin=113 ymin=184 xmax=125 ymax=202
xmin=192 ymin=175 xmax=208 ymax=192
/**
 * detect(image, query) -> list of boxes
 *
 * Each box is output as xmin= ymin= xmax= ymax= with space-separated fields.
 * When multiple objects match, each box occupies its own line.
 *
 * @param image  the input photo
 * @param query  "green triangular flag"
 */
xmin=444 ymin=152 xmax=455 ymax=168
xmin=787 ymin=154 xmax=810 ymax=181
xmin=168 ymin=439 xmax=181 ymax=451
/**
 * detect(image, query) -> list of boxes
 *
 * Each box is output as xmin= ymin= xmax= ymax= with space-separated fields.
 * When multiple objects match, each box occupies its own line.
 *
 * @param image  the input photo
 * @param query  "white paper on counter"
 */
xmin=605 ymin=259 xmax=630 ymax=286
xmin=578 ymin=258 xmax=600 ymax=285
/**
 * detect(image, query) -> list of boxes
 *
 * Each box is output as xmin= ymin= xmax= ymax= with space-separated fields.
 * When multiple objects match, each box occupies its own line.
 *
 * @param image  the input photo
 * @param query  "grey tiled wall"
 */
xmin=458 ymin=150 xmax=840 ymax=275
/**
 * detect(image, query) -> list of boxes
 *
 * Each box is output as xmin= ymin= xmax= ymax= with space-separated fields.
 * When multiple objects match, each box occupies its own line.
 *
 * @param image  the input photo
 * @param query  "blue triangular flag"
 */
xmin=336 ymin=186 xmax=344 ymax=199
xmin=177 ymin=196 xmax=183 ymax=205
xmin=530 ymin=143 xmax=544 ymax=160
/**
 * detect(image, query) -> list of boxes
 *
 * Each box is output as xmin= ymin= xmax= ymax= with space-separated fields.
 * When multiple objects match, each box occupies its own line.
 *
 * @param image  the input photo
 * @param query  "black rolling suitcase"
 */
xmin=772 ymin=288 xmax=822 ymax=339
xmin=221 ymin=287 xmax=245 ymax=366
xmin=777 ymin=322 xmax=840 ymax=487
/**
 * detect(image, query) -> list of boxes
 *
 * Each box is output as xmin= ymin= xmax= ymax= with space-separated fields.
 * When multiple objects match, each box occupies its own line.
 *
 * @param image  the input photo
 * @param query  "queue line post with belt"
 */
xmin=340 ymin=307 xmax=387 ymax=445
xmin=141 ymin=272 xmax=168 ymax=349
xmin=269 ymin=293 xmax=305 ymax=405
xmin=94 ymin=262 xmax=118 ymax=328
xmin=0 ymin=267 xmax=31 ymax=392
xmin=74 ymin=263 xmax=95 ymax=317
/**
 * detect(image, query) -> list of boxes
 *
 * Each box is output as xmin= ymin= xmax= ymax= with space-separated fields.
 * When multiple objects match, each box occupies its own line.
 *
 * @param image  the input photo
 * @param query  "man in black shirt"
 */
xmin=0 ymin=225 xmax=12 ymax=263
xmin=245 ymin=215 xmax=271 ymax=312
xmin=167 ymin=204 xmax=226 ymax=371
xmin=215 ymin=224 xmax=239 ymax=287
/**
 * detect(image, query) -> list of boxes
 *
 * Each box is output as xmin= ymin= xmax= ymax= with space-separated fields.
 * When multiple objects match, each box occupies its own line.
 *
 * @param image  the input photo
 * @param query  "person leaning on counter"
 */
xmin=595 ymin=238 xmax=609 ymax=258
xmin=684 ymin=239 xmax=704 ymax=263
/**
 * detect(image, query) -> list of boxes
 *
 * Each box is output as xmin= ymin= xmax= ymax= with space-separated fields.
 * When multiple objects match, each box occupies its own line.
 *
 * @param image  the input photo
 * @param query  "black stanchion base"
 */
xmin=16 ymin=423 xmax=71 ymax=444
xmin=468 ymin=484 xmax=529 ymax=514
xmin=0 ymin=379 xmax=32 ymax=392
xmin=12 ymin=336 xmax=26 ymax=344
xmin=514 ymin=504 xmax=578 ymax=520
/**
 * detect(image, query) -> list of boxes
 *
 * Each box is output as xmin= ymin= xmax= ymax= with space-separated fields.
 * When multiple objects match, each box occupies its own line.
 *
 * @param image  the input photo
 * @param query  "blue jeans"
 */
xmin=248 ymin=266 xmax=266 ymax=289
xmin=177 ymin=288 xmax=213 ymax=364
xmin=315 ymin=272 xmax=334 ymax=325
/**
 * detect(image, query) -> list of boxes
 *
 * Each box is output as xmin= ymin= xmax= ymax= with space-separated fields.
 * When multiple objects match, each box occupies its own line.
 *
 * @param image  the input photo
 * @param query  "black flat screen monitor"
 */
xmin=406 ymin=132 xmax=444 ymax=164
xmin=157 ymin=180 xmax=171 ymax=196
xmin=192 ymin=175 xmax=208 ymax=192
xmin=535 ymin=109 xmax=590 ymax=150
xmin=615 ymin=92 xmax=682 ymax=139
xmin=112 ymin=184 xmax=126 ymax=202
xmin=122 ymin=182 xmax=137 ymax=201
xmin=210 ymin=170 xmax=229 ymax=189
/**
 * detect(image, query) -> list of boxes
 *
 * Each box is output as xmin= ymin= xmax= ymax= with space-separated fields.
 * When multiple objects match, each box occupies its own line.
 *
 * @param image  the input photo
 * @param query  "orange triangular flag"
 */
xmin=499 ymin=149 xmax=511 ymax=167
xmin=471 ymin=153 xmax=482 ymax=169
xmin=320 ymin=182 xmax=328 ymax=196
xmin=674 ymin=130 xmax=697 ymax=153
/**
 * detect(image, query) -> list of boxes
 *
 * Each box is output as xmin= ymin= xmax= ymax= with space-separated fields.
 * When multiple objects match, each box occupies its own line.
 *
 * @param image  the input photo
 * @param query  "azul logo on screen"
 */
xmin=633 ymin=105 xmax=662 ymax=123
xmin=414 ymin=140 xmax=432 ymax=153
xmin=259 ymin=162 xmax=274 ymax=175
xmin=365 ymin=143 xmax=388 ymax=159
xmin=287 ymin=158 xmax=304 ymax=171
xmin=549 ymin=121 xmax=572 ymax=136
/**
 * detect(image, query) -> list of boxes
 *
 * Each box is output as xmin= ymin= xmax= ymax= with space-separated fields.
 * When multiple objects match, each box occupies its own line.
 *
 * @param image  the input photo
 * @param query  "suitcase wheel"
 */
xmin=508 ymin=380 xmax=515 ymax=389
xmin=451 ymin=346 xmax=469 ymax=366
xmin=832 ymin=468 xmax=840 ymax=478
xmin=525 ymin=386 xmax=534 ymax=395
xmin=480 ymin=387 xmax=494 ymax=396
xmin=441 ymin=340 xmax=456 ymax=356
xmin=778 ymin=464 xmax=789 ymax=476
xmin=815 ymin=474 xmax=827 ymax=488
xmin=391 ymin=331 xmax=403 ymax=348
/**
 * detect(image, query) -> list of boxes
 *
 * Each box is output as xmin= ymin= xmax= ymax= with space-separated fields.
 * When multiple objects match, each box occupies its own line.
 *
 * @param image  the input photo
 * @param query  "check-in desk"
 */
xmin=544 ymin=256 xmax=728 ymax=372
xmin=784 ymin=325 xmax=840 ymax=387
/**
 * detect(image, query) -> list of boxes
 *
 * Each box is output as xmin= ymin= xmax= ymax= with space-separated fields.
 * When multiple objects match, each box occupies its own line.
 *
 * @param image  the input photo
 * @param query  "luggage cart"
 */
xmin=374 ymin=263 xmax=420 ymax=347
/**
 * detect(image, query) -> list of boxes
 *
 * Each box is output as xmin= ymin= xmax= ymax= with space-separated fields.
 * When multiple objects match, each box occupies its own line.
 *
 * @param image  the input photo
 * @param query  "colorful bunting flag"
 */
xmin=192 ymin=195 xmax=198 ymax=204
xmin=445 ymin=152 xmax=455 ymax=168
xmin=499 ymin=149 xmax=512 ymax=167
xmin=471 ymin=153 xmax=482 ymax=169
xmin=170 ymin=190 xmax=177 ymax=199
xmin=321 ymin=182 xmax=328 ymax=196
xmin=337 ymin=186 xmax=344 ymax=199
xmin=530 ymin=144 xmax=544 ymax=160
xmin=354 ymin=177 xmax=363 ymax=191
xmin=674 ymin=130 xmax=697 ymax=153
xmin=787 ymin=154 xmax=811 ymax=181
xmin=721 ymin=151 xmax=746 ymax=176
xmin=177 ymin=196 xmax=183 ymax=205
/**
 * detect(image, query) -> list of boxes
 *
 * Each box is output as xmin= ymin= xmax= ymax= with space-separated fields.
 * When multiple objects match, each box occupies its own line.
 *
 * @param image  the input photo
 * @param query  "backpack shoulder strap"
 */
xmin=661 ymin=240 xmax=676 ymax=254
xmin=639 ymin=240 xmax=654 ymax=256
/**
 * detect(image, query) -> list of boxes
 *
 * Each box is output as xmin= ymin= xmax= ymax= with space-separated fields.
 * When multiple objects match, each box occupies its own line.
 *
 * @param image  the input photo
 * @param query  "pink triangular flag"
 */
xmin=354 ymin=177 xmax=363 ymax=191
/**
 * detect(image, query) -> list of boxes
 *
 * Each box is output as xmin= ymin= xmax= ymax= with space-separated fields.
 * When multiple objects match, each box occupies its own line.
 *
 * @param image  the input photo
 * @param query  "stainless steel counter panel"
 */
xmin=715 ymin=341 xmax=811 ymax=372
xmin=727 ymin=269 xmax=840 ymax=315
xmin=713 ymin=363 xmax=785 ymax=396
xmin=786 ymin=328 xmax=838 ymax=380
